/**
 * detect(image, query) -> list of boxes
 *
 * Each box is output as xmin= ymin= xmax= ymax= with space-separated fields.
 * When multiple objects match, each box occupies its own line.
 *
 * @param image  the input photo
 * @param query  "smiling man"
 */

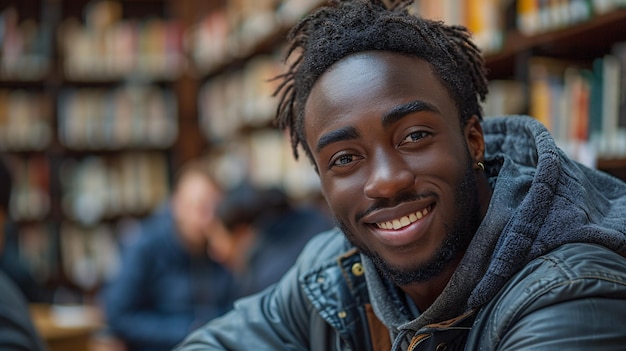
xmin=176 ymin=1 xmax=626 ymax=350
xmin=305 ymin=53 xmax=490 ymax=300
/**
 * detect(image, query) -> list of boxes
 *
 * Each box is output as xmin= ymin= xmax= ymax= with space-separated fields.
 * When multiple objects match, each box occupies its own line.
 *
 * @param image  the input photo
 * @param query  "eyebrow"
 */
xmin=382 ymin=100 xmax=439 ymax=129
xmin=315 ymin=126 xmax=360 ymax=153
xmin=314 ymin=100 xmax=439 ymax=153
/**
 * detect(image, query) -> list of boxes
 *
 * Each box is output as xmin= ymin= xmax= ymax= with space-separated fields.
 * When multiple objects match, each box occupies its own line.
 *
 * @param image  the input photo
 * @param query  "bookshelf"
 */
xmin=0 ymin=0 xmax=185 ymax=300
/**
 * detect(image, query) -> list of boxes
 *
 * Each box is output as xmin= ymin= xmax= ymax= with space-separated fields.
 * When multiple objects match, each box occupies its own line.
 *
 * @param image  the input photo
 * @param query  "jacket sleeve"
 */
xmin=0 ymin=270 xmax=46 ymax=351
xmin=497 ymin=297 xmax=626 ymax=350
xmin=174 ymin=229 xmax=344 ymax=351
xmin=472 ymin=243 xmax=626 ymax=350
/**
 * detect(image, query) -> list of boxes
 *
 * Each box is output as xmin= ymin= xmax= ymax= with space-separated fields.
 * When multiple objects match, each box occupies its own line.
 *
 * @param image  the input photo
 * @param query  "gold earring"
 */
xmin=477 ymin=162 xmax=485 ymax=171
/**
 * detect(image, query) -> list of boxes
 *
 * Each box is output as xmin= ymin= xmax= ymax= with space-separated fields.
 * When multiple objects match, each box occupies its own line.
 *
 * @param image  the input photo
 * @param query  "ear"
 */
xmin=464 ymin=115 xmax=485 ymax=164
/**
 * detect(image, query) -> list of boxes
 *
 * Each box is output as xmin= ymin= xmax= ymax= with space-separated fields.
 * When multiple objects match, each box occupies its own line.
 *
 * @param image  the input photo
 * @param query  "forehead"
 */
xmin=303 ymin=51 xmax=454 ymax=131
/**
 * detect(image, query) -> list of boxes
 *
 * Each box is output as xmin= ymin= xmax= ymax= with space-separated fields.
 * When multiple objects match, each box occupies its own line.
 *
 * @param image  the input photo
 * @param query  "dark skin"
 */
xmin=303 ymin=51 xmax=493 ymax=311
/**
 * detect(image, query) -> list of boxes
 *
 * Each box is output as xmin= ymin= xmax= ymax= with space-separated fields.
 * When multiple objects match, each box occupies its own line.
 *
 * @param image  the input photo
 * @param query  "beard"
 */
xmin=335 ymin=158 xmax=482 ymax=286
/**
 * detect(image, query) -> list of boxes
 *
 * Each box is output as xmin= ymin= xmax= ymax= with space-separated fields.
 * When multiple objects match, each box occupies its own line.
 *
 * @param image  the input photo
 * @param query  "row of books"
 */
xmin=0 ymin=7 xmax=51 ymax=81
xmin=529 ymin=45 xmax=626 ymax=160
xmin=187 ymin=0 xmax=325 ymax=74
xmin=60 ymin=152 xmax=169 ymax=225
xmin=414 ymin=0 xmax=626 ymax=53
xmin=59 ymin=0 xmax=183 ymax=80
xmin=199 ymin=55 xmax=282 ymax=142
xmin=15 ymin=221 xmax=121 ymax=291
xmin=517 ymin=0 xmax=626 ymax=35
xmin=7 ymin=151 xmax=170 ymax=223
xmin=59 ymin=17 xmax=184 ymax=81
xmin=0 ymin=90 xmax=53 ymax=151
xmin=7 ymin=155 xmax=51 ymax=221
xmin=58 ymin=85 xmax=177 ymax=149
xmin=0 ymin=85 xmax=177 ymax=152
xmin=482 ymin=41 xmax=626 ymax=164
xmin=410 ymin=0 xmax=503 ymax=53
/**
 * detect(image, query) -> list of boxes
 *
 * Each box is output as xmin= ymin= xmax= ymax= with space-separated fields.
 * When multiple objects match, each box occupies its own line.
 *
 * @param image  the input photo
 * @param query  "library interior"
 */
xmin=1 ymin=0 xmax=626 ymax=350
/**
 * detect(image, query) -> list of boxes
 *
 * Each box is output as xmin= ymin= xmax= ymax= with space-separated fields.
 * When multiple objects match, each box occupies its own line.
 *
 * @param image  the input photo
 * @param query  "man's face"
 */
xmin=173 ymin=172 xmax=222 ymax=255
xmin=303 ymin=51 xmax=485 ymax=285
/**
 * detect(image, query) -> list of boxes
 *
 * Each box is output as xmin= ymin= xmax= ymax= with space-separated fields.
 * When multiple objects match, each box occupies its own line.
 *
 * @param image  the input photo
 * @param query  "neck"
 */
xmin=399 ymin=252 xmax=464 ymax=312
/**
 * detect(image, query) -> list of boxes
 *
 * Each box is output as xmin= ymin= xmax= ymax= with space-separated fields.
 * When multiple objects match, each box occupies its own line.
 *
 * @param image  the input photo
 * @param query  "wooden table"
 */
xmin=30 ymin=304 xmax=103 ymax=351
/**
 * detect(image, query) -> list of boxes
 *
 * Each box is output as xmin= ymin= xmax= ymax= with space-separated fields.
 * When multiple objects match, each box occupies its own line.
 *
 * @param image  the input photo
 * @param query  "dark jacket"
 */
xmin=175 ymin=116 xmax=626 ymax=350
xmin=103 ymin=204 xmax=235 ymax=351
xmin=0 ymin=269 xmax=46 ymax=351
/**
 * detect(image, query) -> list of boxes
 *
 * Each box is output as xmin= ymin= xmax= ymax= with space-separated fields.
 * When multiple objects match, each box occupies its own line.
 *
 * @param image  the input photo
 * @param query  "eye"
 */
xmin=328 ymin=152 xmax=362 ymax=169
xmin=401 ymin=130 xmax=430 ymax=145
xmin=332 ymin=154 xmax=355 ymax=167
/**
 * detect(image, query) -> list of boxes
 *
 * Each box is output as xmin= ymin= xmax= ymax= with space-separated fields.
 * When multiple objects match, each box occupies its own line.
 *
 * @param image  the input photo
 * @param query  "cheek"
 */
xmin=415 ymin=139 xmax=470 ymax=181
xmin=320 ymin=175 xmax=362 ymax=219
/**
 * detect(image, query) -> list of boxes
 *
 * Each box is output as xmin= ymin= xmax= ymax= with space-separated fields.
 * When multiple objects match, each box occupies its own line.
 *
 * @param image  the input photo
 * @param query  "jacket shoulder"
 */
xmin=295 ymin=227 xmax=350 ymax=267
xmin=471 ymin=243 xmax=626 ymax=349
xmin=497 ymin=243 xmax=626 ymax=305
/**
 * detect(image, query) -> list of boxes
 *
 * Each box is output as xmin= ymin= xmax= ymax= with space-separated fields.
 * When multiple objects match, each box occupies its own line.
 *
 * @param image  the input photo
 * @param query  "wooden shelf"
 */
xmin=598 ymin=157 xmax=626 ymax=170
xmin=485 ymin=8 xmax=626 ymax=78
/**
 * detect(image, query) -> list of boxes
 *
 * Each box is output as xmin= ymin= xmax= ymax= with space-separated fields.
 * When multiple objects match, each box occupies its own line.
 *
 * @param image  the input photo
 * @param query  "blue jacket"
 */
xmin=176 ymin=116 xmax=626 ymax=350
xmin=103 ymin=204 xmax=235 ymax=351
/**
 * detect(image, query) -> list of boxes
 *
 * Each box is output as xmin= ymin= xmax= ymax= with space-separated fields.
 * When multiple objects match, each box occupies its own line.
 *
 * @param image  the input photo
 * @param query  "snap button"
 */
xmin=337 ymin=311 xmax=347 ymax=318
xmin=351 ymin=262 xmax=364 ymax=276
xmin=436 ymin=342 xmax=448 ymax=351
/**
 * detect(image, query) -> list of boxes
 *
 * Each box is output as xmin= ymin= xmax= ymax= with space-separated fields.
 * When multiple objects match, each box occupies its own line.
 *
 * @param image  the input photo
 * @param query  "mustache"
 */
xmin=355 ymin=190 xmax=438 ymax=222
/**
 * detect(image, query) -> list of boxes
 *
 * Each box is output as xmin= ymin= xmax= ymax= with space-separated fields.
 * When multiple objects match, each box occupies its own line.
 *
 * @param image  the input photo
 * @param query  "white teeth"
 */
xmin=376 ymin=207 xmax=430 ymax=230
xmin=392 ymin=219 xmax=401 ymax=229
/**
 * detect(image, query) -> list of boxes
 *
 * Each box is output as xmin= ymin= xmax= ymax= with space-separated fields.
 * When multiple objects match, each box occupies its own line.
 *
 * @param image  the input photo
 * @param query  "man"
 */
xmin=0 ymin=157 xmax=46 ymax=351
xmin=103 ymin=160 xmax=235 ymax=351
xmin=176 ymin=1 xmax=626 ymax=350
xmin=206 ymin=183 xmax=333 ymax=298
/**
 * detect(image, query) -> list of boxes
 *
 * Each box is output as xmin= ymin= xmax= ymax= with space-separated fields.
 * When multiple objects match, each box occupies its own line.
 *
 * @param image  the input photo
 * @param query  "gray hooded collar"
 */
xmin=366 ymin=115 xmax=626 ymax=337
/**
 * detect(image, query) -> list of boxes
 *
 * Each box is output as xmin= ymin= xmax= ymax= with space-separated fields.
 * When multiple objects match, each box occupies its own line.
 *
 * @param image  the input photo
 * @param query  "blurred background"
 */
xmin=1 ymin=0 xmax=625 ymax=350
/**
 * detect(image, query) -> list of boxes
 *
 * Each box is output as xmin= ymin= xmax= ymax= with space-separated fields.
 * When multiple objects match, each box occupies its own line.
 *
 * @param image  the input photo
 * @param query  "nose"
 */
xmin=363 ymin=149 xmax=415 ymax=199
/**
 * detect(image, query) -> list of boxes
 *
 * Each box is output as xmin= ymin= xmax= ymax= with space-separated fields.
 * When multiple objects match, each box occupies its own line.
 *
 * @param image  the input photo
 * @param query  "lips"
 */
xmin=367 ymin=203 xmax=434 ymax=247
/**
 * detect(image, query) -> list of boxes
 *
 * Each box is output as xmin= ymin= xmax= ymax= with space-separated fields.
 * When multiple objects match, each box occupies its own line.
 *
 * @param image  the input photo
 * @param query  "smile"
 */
xmin=375 ymin=206 xmax=431 ymax=230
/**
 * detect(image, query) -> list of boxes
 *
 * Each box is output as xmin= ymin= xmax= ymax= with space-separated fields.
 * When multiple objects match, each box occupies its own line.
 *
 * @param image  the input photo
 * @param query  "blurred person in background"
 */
xmin=206 ymin=182 xmax=333 ymax=298
xmin=102 ymin=159 xmax=235 ymax=351
xmin=0 ymin=156 xmax=46 ymax=351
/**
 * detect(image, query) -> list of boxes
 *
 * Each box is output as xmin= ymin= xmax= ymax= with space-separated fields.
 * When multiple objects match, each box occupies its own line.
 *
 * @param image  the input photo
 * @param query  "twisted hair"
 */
xmin=274 ymin=0 xmax=488 ymax=162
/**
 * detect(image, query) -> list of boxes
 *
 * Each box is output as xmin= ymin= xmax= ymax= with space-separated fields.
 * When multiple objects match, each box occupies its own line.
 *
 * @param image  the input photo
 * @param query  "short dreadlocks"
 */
xmin=274 ymin=0 xmax=488 ymax=163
